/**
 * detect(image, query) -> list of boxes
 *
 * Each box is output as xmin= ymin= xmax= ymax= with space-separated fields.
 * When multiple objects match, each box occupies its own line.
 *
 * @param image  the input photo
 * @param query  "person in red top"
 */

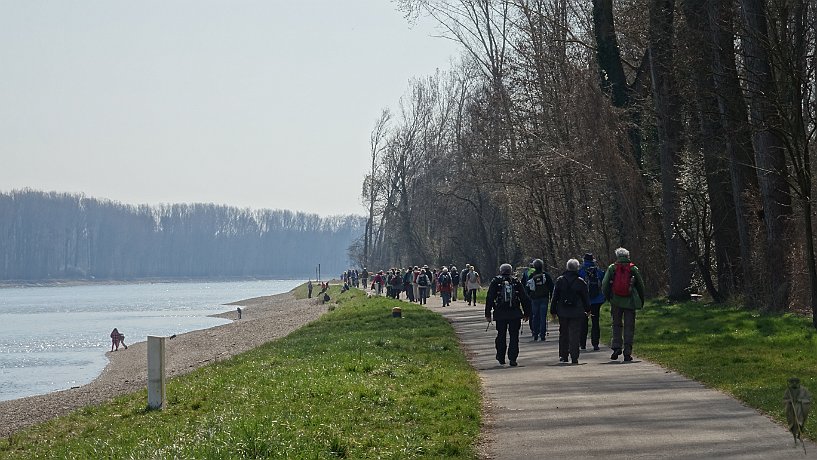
xmin=437 ymin=267 xmax=454 ymax=307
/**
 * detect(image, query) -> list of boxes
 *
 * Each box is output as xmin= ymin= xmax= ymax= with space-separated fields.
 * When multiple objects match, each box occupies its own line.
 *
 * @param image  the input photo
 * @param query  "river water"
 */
xmin=0 ymin=279 xmax=303 ymax=402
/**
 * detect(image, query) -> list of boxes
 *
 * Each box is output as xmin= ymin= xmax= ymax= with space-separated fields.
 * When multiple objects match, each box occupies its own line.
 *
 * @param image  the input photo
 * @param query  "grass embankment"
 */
xmin=0 ymin=285 xmax=481 ymax=459
xmin=602 ymin=299 xmax=817 ymax=438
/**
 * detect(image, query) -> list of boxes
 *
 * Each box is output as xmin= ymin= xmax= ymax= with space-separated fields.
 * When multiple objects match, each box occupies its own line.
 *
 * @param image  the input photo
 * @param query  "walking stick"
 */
xmin=485 ymin=320 xmax=492 ymax=332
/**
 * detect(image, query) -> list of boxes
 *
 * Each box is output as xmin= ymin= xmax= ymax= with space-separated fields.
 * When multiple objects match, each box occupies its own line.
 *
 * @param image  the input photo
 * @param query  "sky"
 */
xmin=0 ymin=1 xmax=461 ymax=217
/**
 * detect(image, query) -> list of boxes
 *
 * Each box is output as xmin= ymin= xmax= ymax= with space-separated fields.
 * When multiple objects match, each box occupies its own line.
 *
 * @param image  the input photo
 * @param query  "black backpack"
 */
xmin=418 ymin=274 xmax=429 ymax=287
xmin=560 ymin=277 xmax=580 ymax=309
xmin=494 ymin=276 xmax=516 ymax=310
xmin=440 ymin=273 xmax=451 ymax=287
xmin=530 ymin=273 xmax=550 ymax=299
xmin=585 ymin=267 xmax=600 ymax=298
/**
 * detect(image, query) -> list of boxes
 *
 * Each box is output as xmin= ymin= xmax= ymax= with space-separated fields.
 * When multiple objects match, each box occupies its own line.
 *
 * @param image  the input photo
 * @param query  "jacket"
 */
xmin=601 ymin=256 xmax=645 ymax=310
xmin=485 ymin=275 xmax=532 ymax=321
xmin=550 ymin=271 xmax=591 ymax=318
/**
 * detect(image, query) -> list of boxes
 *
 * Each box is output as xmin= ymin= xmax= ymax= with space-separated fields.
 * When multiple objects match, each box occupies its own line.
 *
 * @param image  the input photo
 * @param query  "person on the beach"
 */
xmin=110 ymin=328 xmax=120 ymax=351
xmin=117 ymin=331 xmax=128 ymax=349
xmin=110 ymin=328 xmax=128 ymax=351
xmin=307 ymin=280 xmax=313 ymax=298
xmin=485 ymin=263 xmax=531 ymax=366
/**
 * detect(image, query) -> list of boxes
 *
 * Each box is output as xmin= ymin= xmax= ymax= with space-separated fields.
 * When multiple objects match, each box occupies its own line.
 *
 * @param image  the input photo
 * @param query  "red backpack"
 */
xmin=612 ymin=262 xmax=635 ymax=296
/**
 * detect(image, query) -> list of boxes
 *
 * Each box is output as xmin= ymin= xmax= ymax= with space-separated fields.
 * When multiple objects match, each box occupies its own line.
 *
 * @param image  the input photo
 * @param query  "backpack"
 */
xmin=495 ymin=277 xmax=515 ymax=310
xmin=529 ymin=273 xmax=550 ymax=299
xmin=439 ymin=273 xmax=451 ymax=287
xmin=560 ymin=277 xmax=580 ymax=309
xmin=418 ymin=273 xmax=429 ymax=287
xmin=612 ymin=262 xmax=635 ymax=296
xmin=468 ymin=271 xmax=479 ymax=284
xmin=585 ymin=267 xmax=600 ymax=298
xmin=451 ymin=271 xmax=460 ymax=285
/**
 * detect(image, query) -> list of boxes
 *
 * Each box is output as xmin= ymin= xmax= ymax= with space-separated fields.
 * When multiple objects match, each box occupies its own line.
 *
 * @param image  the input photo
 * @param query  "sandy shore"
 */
xmin=0 ymin=291 xmax=327 ymax=438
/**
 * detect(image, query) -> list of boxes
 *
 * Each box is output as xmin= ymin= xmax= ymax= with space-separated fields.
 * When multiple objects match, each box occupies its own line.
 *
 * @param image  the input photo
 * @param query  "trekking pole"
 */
xmin=485 ymin=320 xmax=492 ymax=332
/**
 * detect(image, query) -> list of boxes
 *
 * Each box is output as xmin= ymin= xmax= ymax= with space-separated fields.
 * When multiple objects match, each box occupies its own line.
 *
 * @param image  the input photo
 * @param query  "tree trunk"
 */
xmin=707 ymin=0 xmax=761 ymax=303
xmin=649 ymin=0 xmax=692 ymax=300
xmin=681 ymin=0 xmax=741 ymax=300
xmin=740 ymin=0 xmax=793 ymax=310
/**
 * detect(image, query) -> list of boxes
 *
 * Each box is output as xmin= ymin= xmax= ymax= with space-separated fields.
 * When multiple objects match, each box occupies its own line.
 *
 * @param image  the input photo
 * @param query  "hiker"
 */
xmin=391 ymin=269 xmax=403 ymax=299
xmin=417 ymin=268 xmax=430 ymax=305
xmin=403 ymin=267 xmax=415 ymax=302
xmin=412 ymin=266 xmax=421 ymax=302
xmin=550 ymin=259 xmax=591 ymax=364
xmin=431 ymin=268 xmax=438 ymax=296
xmin=460 ymin=264 xmax=470 ymax=303
xmin=307 ymin=280 xmax=313 ymax=299
xmin=485 ymin=263 xmax=531 ymax=366
xmin=361 ymin=267 xmax=369 ymax=288
xmin=236 ymin=307 xmax=242 ymax=319
xmin=579 ymin=253 xmax=606 ymax=350
xmin=450 ymin=265 xmax=460 ymax=301
xmin=602 ymin=247 xmax=645 ymax=362
xmin=438 ymin=266 xmax=453 ymax=307
xmin=465 ymin=265 xmax=481 ymax=306
xmin=526 ymin=258 xmax=554 ymax=342
xmin=372 ymin=270 xmax=385 ymax=296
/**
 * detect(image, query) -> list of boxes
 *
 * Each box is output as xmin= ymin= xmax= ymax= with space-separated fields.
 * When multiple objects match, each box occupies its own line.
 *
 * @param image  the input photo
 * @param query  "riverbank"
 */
xmin=0 ymin=290 xmax=327 ymax=438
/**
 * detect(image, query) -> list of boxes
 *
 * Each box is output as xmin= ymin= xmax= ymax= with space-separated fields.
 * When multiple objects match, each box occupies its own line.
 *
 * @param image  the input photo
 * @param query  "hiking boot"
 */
xmin=610 ymin=349 xmax=621 ymax=360
xmin=509 ymin=361 xmax=518 ymax=367
xmin=580 ymin=345 xmax=586 ymax=350
xmin=571 ymin=358 xmax=578 ymax=364
xmin=623 ymin=355 xmax=633 ymax=362
xmin=497 ymin=358 xmax=505 ymax=365
xmin=593 ymin=345 xmax=600 ymax=351
xmin=532 ymin=336 xmax=539 ymax=342
xmin=559 ymin=357 xmax=568 ymax=363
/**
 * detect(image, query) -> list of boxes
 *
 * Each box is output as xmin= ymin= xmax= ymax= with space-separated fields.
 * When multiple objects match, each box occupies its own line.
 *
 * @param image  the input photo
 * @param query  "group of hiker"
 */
xmin=365 ymin=264 xmax=484 ymax=307
xmin=361 ymin=247 xmax=644 ymax=368
xmin=485 ymin=247 xmax=644 ymax=366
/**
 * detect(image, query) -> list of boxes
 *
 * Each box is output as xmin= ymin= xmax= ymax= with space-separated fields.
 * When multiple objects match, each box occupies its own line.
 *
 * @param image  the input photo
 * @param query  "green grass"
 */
xmin=0 ymin=286 xmax=480 ymax=459
xmin=615 ymin=299 xmax=817 ymax=439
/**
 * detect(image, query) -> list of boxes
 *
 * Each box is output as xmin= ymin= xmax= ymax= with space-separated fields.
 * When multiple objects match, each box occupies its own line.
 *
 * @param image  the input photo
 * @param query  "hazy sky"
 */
xmin=0 ymin=1 xmax=460 ymax=216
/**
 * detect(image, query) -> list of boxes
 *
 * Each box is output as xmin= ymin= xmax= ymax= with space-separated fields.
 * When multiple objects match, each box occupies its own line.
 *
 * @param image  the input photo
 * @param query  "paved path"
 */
xmin=431 ymin=298 xmax=817 ymax=459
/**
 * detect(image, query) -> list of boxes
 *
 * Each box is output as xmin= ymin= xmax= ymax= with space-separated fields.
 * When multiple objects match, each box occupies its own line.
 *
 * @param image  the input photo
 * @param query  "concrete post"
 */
xmin=147 ymin=335 xmax=166 ymax=409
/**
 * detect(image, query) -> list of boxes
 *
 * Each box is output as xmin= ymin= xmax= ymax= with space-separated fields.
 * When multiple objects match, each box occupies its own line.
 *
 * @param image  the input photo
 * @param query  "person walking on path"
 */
xmin=417 ymin=268 xmax=430 ymax=305
xmin=602 ymin=247 xmax=645 ymax=362
xmin=465 ymin=265 xmax=482 ymax=306
xmin=485 ymin=263 xmax=531 ymax=366
xmin=438 ymin=267 xmax=453 ymax=307
xmin=526 ymin=258 xmax=554 ymax=342
xmin=550 ymin=259 xmax=591 ymax=364
xmin=361 ymin=268 xmax=369 ymax=288
xmin=450 ymin=265 xmax=460 ymax=302
xmin=460 ymin=264 xmax=470 ymax=304
xmin=578 ymin=253 xmax=606 ymax=351
xmin=403 ymin=267 xmax=415 ymax=302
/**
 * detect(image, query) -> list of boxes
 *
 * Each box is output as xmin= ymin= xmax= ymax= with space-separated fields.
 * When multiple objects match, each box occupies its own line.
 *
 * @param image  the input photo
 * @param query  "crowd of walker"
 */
xmin=349 ymin=247 xmax=644 ymax=366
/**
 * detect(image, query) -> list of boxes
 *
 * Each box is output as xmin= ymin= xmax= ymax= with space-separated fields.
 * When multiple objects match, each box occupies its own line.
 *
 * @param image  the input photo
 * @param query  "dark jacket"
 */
xmin=526 ymin=269 xmax=555 ymax=302
xmin=485 ymin=275 xmax=532 ymax=320
xmin=550 ymin=271 xmax=591 ymax=318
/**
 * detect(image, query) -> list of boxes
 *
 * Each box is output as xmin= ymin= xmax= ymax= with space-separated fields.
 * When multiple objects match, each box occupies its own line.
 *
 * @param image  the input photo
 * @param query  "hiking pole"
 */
xmin=485 ymin=320 xmax=492 ymax=332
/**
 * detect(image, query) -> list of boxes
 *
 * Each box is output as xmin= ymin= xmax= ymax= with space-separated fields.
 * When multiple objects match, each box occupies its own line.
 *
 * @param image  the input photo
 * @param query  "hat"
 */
xmin=583 ymin=253 xmax=594 ymax=262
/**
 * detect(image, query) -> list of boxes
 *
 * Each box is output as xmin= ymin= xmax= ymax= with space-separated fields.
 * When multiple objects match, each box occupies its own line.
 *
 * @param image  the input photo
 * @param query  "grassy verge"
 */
xmin=603 ymin=299 xmax=817 ymax=438
xmin=0 ymin=286 xmax=481 ymax=459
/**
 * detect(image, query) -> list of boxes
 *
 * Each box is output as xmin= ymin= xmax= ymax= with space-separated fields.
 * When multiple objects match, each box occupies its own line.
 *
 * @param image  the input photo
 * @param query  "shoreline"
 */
xmin=0 ymin=289 xmax=327 ymax=438
xmin=0 ymin=276 xmax=307 ymax=289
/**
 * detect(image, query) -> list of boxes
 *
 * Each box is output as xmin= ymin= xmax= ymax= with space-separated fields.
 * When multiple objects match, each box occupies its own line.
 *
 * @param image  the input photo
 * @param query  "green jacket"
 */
xmin=601 ymin=256 xmax=645 ymax=310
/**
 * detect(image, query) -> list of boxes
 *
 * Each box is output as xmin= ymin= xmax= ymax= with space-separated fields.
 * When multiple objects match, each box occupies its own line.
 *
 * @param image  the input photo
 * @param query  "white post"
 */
xmin=147 ymin=335 xmax=166 ymax=410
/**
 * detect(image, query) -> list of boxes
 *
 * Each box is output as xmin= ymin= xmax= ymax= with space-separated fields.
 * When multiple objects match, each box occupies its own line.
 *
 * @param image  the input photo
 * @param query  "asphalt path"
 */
xmin=429 ymin=297 xmax=817 ymax=459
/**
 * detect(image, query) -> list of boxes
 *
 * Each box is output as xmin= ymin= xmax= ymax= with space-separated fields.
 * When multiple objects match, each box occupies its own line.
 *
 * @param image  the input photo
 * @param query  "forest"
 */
xmin=352 ymin=0 xmax=817 ymax=324
xmin=0 ymin=190 xmax=362 ymax=281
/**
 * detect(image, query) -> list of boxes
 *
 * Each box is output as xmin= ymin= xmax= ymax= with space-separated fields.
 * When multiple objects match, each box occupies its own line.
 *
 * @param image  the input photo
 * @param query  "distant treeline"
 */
xmin=0 ymin=190 xmax=363 ymax=280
